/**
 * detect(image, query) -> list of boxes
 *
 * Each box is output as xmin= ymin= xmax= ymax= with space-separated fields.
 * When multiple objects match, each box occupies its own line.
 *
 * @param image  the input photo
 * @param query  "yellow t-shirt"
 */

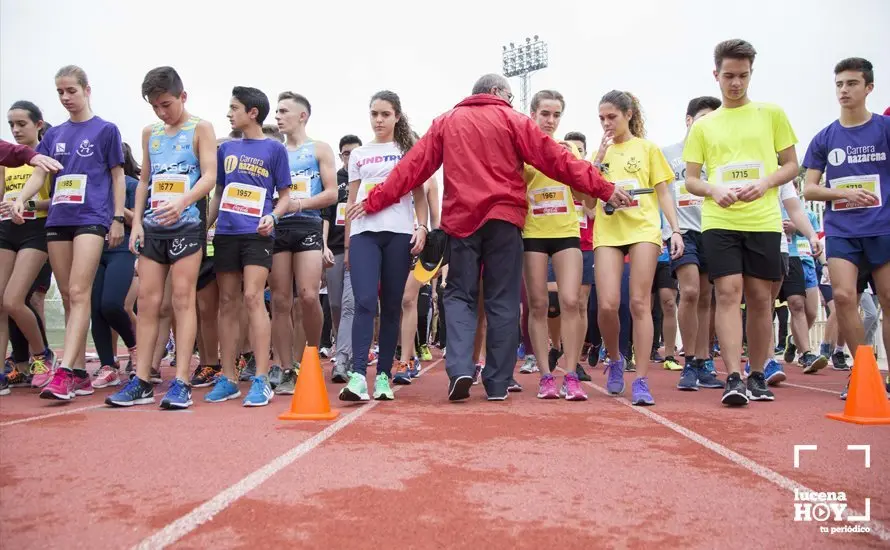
xmin=593 ymin=137 xmax=673 ymax=248
xmin=682 ymin=102 xmax=797 ymax=233
xmin=2 ymin=164 xmax=51 ymax=220
xmin=522 ymin=141 xmax=582 ymax=239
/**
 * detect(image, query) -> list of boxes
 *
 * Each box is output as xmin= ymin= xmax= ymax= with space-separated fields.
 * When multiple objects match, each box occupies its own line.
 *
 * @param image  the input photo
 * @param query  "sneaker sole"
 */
xmin=74 ymin=387 xmax=95 ymax=395
xmin=632 ymin=398 xmax=655 ymax=406
xmin=205 ymin=391 xmax=242 ymax=403
xmin=106 ymin=397 xmax=155 ymax=407
xmin=0 ymin=388 xmax=10 ymax=396
xmin=448 ymin=376 xmax=473 ymax=402
xmin=698 ymin=382 xmax=725 ymax=389
xmin=373 ymin=393 xmax=394 ymax=401
xmin=191 ymin=381 xmax=217 ymax=388
xmin=564 ymin=394 xmax=589 ymax=401
xmin=746 ymin=390 xmax=775 ymax=401
xmin=487 ymin=394 xmax=508 ymax=401
xmin=766 ymin=372 xmax=787 ymax=385
xmin=392 ymin=375 xmax=412 ymax=386
xmin=536 ymin=392 xmax=559 ymax=399
xmin=721 ymin=391 xmax=749 ymax=406
xmin=275 ymin=387 xmax=296 ymax=395
xmin=160 ymin=399 xmax=193 ymax=409
xmin=40 ymin=389 xmax=73 ymax=400
xmin=677 ymin=382 xmax=699 ymax=391
xmin=507 ymin=386 xmax=522 ymax=392
xmin=91 ymin=379 xmax=122 ymax=389
xmin=243 ymin=399 xmax=270 ymax=407
xmin=339 ymin=388 xmax=370 ymax=402
xmin=803 ymin=356 xmax=829 ymax=374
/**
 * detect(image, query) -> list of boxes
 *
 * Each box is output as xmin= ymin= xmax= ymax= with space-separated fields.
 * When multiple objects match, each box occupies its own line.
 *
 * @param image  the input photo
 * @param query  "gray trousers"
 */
xmin=444 ymin=220 xmax=523 ymax=397
xmin=861 ymin=293 xmax=879 ymax=347
xmin=329 ymin=253 xmax=354 ymax=367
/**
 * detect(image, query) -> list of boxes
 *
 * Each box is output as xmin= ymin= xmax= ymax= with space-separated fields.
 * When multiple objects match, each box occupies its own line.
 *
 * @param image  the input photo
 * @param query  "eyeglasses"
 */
xmin=493 ymin=87 xmax=514 ymax=105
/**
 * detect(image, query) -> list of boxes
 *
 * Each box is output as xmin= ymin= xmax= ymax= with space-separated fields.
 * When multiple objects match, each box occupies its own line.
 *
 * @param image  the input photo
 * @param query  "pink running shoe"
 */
xmin=30 ymin=352 xmax=57 ymax=388
xmin=536 ymin=374 xmax=559 ymax=399
xmin=561 ymin=372 xmax=589 ymax=401
xmin=40 ymin=368 xmax=74 ymax=400
xmin=72 ymin=372 xmax=94 ymax=396
xmin=91 ymin=366 xmax=121 ymax=389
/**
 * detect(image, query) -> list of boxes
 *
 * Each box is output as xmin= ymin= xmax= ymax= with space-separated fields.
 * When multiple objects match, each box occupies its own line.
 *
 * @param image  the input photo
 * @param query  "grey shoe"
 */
xmin=275 ymin=368 xmax=297 ymax=395
xmin=239 ymin=362 xmax=256 ymax=382
xmin=331 ymin=362 xmax=350 ymax=383
xmin=268 ymin=364 xmax=283 ymax=388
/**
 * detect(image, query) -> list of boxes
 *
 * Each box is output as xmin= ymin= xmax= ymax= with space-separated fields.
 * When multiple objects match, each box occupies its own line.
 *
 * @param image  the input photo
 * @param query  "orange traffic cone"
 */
xmin=279 ymin=346 xmax=340 ymax=421
xmin=826 ymin=346 xmax=890 ymax=425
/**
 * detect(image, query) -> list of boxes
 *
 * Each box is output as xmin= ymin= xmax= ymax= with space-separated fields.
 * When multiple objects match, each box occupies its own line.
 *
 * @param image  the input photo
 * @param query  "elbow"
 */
xmin=802 ymin=184 xmax=816 ymax=200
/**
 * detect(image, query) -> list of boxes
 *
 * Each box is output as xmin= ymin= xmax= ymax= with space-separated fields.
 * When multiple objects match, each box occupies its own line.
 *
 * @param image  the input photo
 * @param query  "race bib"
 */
xmin=676 ymin=183 xmax=702 ymax=208
xmin=220 ymin=182 xmax=266 ymax=217
xmin=289 ymin=174 xmax=311 ymax=200
xmin=52 ymin=174 xmax=87 ymax=205
xmin=796 ymin=238 xmax=812 ymax=257
xmin=613 ymin=179 xmax=641 ymax=208
xmin=150 ymin=174 xmax=188 ymax=209
xmin=361 ymin=177 xmax=385 ymax=200
xmin=718 ymin=162 xmax=764 ymax=190
xmin=529 ymin=185 xmax=570 ymax=216
xmin=335 ymin=203 xmax=346 ymax=226
xmin=575 ymin=202 xmax=588 ymax=229
xmin=820 ymin=266 xmax=831 ymax=285
xmin=0 ymin=192 xmax=37 ymax=221
xmin=829 ymin=174 xmax=882 ymax=211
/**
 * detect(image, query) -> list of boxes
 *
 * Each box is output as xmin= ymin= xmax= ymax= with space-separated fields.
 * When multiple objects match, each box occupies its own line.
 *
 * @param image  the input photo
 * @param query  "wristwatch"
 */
xmin=113 ymin=216 xmax=125 ymax=224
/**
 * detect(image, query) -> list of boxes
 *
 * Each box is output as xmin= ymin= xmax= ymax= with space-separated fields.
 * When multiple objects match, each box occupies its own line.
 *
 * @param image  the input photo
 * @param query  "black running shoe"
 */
xmin=575 ymin=364 xmax=591 ymax=382
xmin=448 ymin=375 xmax=473 ymax=402
xmin=721 ymin=372 xmax=749 ymax=406
xmin=548 ymin=347 xmax=563 ymax=372
xmin=831 ymin=351 xmax=850 ymax=371
xmin=746 ymin=371 xmax=775 ymax=401
xmin=783 ymin=336 xmax=797 ymax=364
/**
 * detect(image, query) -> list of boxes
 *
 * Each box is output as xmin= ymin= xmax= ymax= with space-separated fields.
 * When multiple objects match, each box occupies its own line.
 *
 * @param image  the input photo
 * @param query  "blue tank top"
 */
xmin=281 ymin=140 xmax=322 ymax=222
xmin=144 ymin=116 xmax=202 ymax=236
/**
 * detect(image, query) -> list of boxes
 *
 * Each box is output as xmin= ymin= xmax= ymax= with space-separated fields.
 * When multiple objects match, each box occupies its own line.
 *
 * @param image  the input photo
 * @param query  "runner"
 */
xmin=204 ymin=86 xmax=291 ymax=407
xmin=324 ymin=134 xmax=362 ymax=383
xmin=339 ymin=90 xmax=429 ymax=402
xmin=13 ymin=65 xmax=126 ymax=401
xmin=593 ymin=90 xmax=683 ymax=406
xmin=684 ymin=40 xmax=800 ymax=406
xmin=801 ymin=57 xmax=890 ymax=399
xmin=521 ymin=90 xmax=589 ymax=401
xmin=269 ymin=92 xmax=337 ymax=394
xmin=0 ymin=101 xmax=57 ymax=392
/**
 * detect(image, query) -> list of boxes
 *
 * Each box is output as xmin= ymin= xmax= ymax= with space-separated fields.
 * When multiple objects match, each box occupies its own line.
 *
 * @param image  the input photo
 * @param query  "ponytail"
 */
xmin=599 ymin=90 xmax=646 ymax=138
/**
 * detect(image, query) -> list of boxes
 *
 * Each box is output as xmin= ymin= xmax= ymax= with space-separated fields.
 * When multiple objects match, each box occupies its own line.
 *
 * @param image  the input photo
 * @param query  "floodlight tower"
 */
xmin=502 ymin=35 xmax=549 ymax=113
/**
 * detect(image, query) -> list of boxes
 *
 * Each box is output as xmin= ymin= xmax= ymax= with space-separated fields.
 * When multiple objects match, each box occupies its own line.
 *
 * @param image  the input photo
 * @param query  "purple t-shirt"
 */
xmin=215 ymin=138 xmax=290 ymax=236
xmin=803 ymin=113 xmax=890 ymax=238
xmin=36 ymin=116 xmax=124 ymax=228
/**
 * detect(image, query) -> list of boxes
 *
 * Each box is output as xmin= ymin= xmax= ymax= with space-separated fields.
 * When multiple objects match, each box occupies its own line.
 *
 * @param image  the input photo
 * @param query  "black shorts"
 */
xmin=30 ymin=261 xmax=52 ymax=294
xmin=273 ymin=219 xmax=323 ymax=254
xmin=779 ymin=256 xmax=806 ymax=300
xmin=45 ymin=224 xmax=107 ymax=242
xmin=702 ymin=229 xmax=782 ymax=283
xmin=140 ymin=235 xmax=203 ymax=265
xmin=0 ymin=218 xmax=48 ymax=252
xmin=653 ymin=262 xmax=677 ymax=291
xmin=213 ymin=234 xmax=273 ymax=272
xmin=781 ymin=252 xmax=790 ymax=277
xmin=671 ymin=230 xmax=707 ymax=274
xmin=197 ymin=256 xmax=216 ymax=291
xmin=523 ymin=236 xmax=580 ymax=256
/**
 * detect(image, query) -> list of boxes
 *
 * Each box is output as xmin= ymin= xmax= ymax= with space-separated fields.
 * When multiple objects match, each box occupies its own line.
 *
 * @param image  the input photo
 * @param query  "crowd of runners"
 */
xmin=1 ymin=38 xmax=888 ymax=410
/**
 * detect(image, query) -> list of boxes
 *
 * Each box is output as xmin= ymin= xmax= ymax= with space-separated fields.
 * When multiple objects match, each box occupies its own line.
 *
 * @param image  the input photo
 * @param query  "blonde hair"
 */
xmin=55 ymin=65 xmax=89 ymax=89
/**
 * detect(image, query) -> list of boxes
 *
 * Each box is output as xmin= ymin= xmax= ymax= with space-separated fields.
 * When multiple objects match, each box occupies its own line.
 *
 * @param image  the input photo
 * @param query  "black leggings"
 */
xmin=8 ymin=290 xmax=49 ymax=363
xmin=320 ymin=293 xmax=332 ymax=348
xmin=414 ymin=283 xmax=432 ymax=351
xmin=90 ymin=252 xmax=136 ymax=367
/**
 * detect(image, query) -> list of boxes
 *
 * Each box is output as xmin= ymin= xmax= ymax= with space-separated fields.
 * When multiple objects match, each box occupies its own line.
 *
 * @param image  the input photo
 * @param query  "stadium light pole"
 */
xmin=502 ymin=35 xmax=549 ymax=114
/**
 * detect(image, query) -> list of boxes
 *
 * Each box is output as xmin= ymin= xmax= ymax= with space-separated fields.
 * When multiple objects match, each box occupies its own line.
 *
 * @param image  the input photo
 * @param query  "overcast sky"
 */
xmin=2 ymin=0 xmax=889 ymax=168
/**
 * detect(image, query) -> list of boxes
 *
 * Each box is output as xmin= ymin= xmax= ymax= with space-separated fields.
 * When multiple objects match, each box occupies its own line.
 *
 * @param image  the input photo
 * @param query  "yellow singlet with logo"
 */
xmin=522 ymin=141 xmax=582 ymax=239
xmin=3 ymin=165 xmax=52 ymax=220
xmin=593 ymin=137 xmax=673 ymax=248
xmin=682 ymin=102 xmax=797 ymax=233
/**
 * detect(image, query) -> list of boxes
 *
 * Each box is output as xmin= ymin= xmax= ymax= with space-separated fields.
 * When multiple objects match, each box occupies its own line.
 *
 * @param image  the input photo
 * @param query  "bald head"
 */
xmin=472 ymin=74 xmax=510 ymax=95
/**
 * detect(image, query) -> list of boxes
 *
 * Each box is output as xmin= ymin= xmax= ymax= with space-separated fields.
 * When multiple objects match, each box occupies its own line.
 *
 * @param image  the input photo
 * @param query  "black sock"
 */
xmin=72 ymin=368 xmax=88 ymax=379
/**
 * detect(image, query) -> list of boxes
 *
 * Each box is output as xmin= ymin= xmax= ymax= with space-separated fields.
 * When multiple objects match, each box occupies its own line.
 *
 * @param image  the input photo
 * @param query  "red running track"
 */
xmin=0 ymin=353 xmax=888 ymax=549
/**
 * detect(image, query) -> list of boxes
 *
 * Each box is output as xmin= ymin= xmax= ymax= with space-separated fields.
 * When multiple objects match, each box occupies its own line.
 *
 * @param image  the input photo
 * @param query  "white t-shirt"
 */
xmin=347 ymin=141 xmax=415 ymax=237
xmin=778 ymin=182 xmax=796 ymax=254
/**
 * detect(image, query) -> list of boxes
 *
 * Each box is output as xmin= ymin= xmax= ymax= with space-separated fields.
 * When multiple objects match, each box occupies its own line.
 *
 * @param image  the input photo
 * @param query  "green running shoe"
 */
xmin=373 ymin=373 xmax=394 ymax=401
xmin=339 ymin=371 xmax=370 ymax=402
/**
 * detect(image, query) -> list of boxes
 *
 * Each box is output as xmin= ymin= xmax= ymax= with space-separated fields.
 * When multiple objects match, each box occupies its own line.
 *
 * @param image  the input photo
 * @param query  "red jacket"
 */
xmin=364 ymin=94 xmax=615 ymax=238
xmin=0 ymin=140 xmax=37 ymax=168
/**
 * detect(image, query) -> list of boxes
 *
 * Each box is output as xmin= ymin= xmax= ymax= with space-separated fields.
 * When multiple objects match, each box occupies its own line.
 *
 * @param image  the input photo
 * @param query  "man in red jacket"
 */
xmin=0 ymin=139 xmax=62 ymax=171
xmin=348 ymin=74 xmax=630 ymax=401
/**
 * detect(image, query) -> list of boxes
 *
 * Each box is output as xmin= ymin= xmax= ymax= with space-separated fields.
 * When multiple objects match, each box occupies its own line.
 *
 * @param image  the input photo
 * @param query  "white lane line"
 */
xmin=573 ymin=371 xmax=890 ymax=542
xmin=133 ymin=359 xmax=444 ymax=550
xmin=0 ymin=404 xmax=105 ymax=427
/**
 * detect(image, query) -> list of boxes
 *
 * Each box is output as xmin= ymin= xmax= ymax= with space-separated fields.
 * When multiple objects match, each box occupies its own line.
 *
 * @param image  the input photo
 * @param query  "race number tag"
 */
xmin=220 ymin=183 xmax=266 ymax=217
xmin=0 ymin=191 xmax=37 ymax=221
xmin=718 ymin=162 xmax=763 ymax=190
xmin=52 ymin=174 xmax=87 ymax=205
xmin=676 ymin=183 xmax=702 ymax=208
xmin=613 ymin=179 xmax=641 ymax=208
xmin=150 ymin=174 xmax=188 ymax=209
xmin=820 ymin=265 xmax=831 ymax=285
xmin=529 ymin=185 xmax=570 ymax=216
xmin=361 ymin=177 xmax=385 ymax=200
xmin=335 ymin=203 xmax=346 ymax=226
xmin=829 ymin=174 xmax=882 ymax=211
xmin=290 ymin=174 xmax=311 ymax=200
xmin=575 ymin=202 xmax=588 ymax=229
xmin=796 ymin=238 xmax=812 ymax=257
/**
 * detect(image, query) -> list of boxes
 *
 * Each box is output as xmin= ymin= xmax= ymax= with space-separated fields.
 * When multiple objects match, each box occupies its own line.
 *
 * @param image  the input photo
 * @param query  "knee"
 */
xmin=242 ymin=289 xmax=264 ymax=310
xmin=171 ymin=288 xmax=194 ymax=313
xmin=67 ymin=282 xmax=92 ymax=306
xmin=788 ymin=297 xmax=805 ymax=314
xmin=715 ymin=284 xmax=741 ymax=307
xmin=271 ymin=291 xmax=292 ymax=314
xmin=401 ymin=293 xmax=418 ymax=311
xmin=597 ymin=300 xmax=619 ymax=318
xmin=299 ymin=291 xmax=319 ymax=312
xmin=629 ymin=295 xmax=650 ymax=319
xmin=661 ymin=297 xmax=677 ymax=315
xmin=2 ymin=293 xmax=24 ymax=315
xmin=528 ymin=292 xmax=549 ymax=317
xmin=679 ymin=285 xmax=699 ymax=307
xmin=833 ymin=287 xmax=857 ymax=309
xmin=558 ymin=293 xmax=578 ymax=316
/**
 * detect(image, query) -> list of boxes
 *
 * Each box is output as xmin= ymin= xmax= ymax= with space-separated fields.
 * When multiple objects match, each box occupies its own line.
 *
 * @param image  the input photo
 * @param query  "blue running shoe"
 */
xmin=409 ymin=357 xmax=422 ymax=378
xmin=704 ymin=358 xmax=716 ymax=376
xmin=160 ymin=378 xmax=193 ymax=409
xmin=631 ymin=377 xmax=655 ymax=406
xmin=105 ymin=376 xmax=154 ymax=407
xmin=243 ymin=375 xmax=273 ymax=407
xmin=605 ymin=356 xmax=625 ymax=395
xmin=677 ymin=364 xmax=699 ymax=391
xmin=205 ymin=375 xmax=241 ymax=403
xmin=764 ymin=359 xmax=786 ymax=386
xmin=517 ymin=342 xmax=526 ymax=361
xmin=695 ymin=359 xmax=724 ymax=388
xmin=744 ymin=362 xmax=751 ymax=377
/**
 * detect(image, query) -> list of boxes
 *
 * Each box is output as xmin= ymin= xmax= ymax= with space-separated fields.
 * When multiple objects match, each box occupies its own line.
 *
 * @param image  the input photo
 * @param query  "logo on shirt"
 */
xmin=625 ymin=157 xmax=641 ymax=173
xmin=829 ymin=146 xmax=886 ymax=166
xmin=76 ymin=139 xmax=95 ymax=158
xmin=151 ymin=139 xmax=161 ymax=153
xmin=224 ymin=155 xmax=238 ymax=174
xmin=55 ymin=143 xmax=67 ymax=154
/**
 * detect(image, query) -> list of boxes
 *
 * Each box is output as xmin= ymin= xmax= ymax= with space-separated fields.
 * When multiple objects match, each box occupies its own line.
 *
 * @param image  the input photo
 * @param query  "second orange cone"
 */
xmin=279 ymin=346 xmax=340 ymax=421
xmin=826 ymin=346 xmax=890 ymax=425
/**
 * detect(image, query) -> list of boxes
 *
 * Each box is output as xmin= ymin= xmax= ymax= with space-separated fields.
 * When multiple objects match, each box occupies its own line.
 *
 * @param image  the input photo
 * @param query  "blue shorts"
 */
xmin=826 ymin=235 xmax=890 ymax=270
xmin=802 ymin=261 xmax=818 ymax=289
xmin=582 ymin=250 xmax=594 ymax=285
xmin=671 ymin=230 xmax=707 ymax=274
xmin=815 ymin=263 xmax=833 ymax=303
xmin=547 ymin=259 xmax=555 ymax=283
